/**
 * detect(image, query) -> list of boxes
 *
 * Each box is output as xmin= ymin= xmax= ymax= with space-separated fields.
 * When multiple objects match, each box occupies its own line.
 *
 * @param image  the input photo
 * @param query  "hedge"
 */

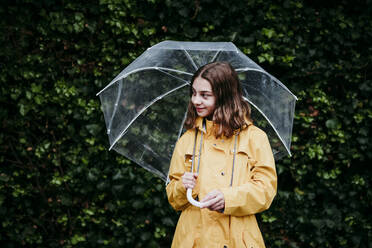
xmin=0 ymin=0 xmax=371 ymax=247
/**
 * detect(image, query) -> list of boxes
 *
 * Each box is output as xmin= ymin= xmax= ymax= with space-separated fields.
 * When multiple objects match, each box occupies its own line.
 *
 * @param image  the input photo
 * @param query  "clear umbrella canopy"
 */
xmin=97 ymin=41 xmax=297 ymax=181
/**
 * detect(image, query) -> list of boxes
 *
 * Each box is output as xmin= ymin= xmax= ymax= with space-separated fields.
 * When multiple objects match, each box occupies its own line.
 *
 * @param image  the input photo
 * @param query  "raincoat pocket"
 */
xmin=234 ymin=148 xmax=255 ymax=183
xmin=235 ymin=145 xmax=250 ymax=164
xmin=242 ymin=230 xmax=259 ymax=248
xmin=184 ymin=153 xmax=198 ymax=173
xmin=206 ymin=208 xmax=224 ymax=221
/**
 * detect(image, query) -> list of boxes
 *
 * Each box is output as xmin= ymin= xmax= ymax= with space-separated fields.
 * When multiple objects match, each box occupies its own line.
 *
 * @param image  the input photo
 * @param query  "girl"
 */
xmin=166 ymin=62 xmax=277 ymax=248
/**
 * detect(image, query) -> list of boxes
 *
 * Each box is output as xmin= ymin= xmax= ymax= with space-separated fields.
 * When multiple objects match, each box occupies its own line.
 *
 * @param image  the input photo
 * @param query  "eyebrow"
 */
xmin=192 ymin=87 xmax=213 ymax=93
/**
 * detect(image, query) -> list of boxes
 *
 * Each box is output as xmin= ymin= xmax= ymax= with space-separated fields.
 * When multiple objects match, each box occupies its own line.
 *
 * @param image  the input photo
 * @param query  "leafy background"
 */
xmin=1 ymin=0 xmax=371 ymax=247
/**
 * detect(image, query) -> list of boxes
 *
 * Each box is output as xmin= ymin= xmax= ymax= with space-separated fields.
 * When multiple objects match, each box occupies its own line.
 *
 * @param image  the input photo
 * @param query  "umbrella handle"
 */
xmin=186 ymin=188 xmax=205 ymax=208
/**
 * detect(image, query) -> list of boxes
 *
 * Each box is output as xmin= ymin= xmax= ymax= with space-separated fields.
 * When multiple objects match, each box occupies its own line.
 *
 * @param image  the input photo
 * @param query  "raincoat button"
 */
xmin=221 ymin=172 xmax=225 ymax=176
xmin=223 ymin=246 xmax=227 ymax=248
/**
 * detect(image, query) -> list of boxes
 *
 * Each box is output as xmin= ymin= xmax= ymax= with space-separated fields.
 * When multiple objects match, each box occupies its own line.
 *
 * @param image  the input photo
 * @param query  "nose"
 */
xmin=192 ymin=95 xmax=201 ymax=105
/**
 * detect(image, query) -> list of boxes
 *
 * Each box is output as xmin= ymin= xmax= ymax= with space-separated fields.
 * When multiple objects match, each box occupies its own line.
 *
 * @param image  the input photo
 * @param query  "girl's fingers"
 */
xmin=201 ymin=190 xmax=218 ymax=203
xmin=182 ymin=176 xmax=196 ymax=189
xmin=200 ymin=194 xmax=211 ymax=202
xmin=201 ymin=196 xmax=219 ymax=208
xmin=182 ymin=172 xmax=199 ymax=189
xmin=183 ymin=178 xmax=196 ymax=185
xmin=209 ymin=200 xmax=223 ymax=210
xmin=182 ymin=173 xmax=197 ymax=181
xmin=208 ymin=201 xmax=223 ymax=211
xmin=201 ymin=190 xmax=225 ymax=210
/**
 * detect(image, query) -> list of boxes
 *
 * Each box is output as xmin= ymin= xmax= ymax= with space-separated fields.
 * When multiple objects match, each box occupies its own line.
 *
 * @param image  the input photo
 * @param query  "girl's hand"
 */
xmin=200 ymin=190 xmax=225 ymax=212
xmin=182 ymin=172 xmax=198 ymax=189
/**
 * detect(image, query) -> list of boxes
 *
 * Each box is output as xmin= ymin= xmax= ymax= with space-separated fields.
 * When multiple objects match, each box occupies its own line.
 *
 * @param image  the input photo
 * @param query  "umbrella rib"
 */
xmin=109 ymin=81 xmax=190 ymax=151
xmin=243 ymin=96 xmax=292 ymax=156
xmin=241 ymin=83 xmax=273 ymax=103
xmin=177 ymin=109 xmax=188 ymax=141
xmin=182 ymin=49 xmax=198 ymax=70
xmin=211 ymin=50 xmax=221 ymax=63
xmin=236 ymin=68 xmax=298 ymax=100
xmin=96 ymin=67 xmax=193 ymax=96
xmin=105 ymin=67 xmax=188 ymax=136
xmin=106 ymin=79 xmax=123 ymax=135
xmin=157 ymin=68 xmax=190 ymax=84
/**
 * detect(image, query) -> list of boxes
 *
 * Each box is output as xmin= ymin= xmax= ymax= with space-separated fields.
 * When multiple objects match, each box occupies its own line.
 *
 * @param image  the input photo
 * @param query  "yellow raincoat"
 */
xmin=166 ymin=117 xmax=277 ymax=248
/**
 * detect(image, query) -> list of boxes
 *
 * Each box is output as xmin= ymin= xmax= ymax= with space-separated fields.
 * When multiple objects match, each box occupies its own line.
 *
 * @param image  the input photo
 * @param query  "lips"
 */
xmin=195 ymin=107 xmax=204 ymax=112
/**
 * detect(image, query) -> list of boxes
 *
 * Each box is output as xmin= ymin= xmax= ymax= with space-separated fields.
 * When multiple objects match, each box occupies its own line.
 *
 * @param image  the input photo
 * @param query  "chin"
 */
xmin=197 ymin=112 xmax=207 ymax=117
xmin=198 ymin=113 xmax=212 ymax=118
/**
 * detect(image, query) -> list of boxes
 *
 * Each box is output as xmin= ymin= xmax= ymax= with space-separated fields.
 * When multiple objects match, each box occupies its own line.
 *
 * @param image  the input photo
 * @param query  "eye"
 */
xmin=202 ymin=93 xmax=212 ymax=98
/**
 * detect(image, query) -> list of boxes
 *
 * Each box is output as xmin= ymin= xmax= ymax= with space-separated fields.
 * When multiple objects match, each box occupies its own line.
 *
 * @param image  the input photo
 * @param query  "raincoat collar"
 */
xmin=195 ymin=117 xmax=212 ymax=134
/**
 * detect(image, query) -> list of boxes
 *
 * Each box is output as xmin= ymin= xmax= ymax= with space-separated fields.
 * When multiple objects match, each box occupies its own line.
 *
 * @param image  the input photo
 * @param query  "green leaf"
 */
xmin=325 ymin=119 xmax=339 ymax=129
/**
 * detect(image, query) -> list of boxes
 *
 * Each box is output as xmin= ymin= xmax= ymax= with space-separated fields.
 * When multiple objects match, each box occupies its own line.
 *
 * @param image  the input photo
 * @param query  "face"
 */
xmin=191 ymin=77 xmax=216 ymax=118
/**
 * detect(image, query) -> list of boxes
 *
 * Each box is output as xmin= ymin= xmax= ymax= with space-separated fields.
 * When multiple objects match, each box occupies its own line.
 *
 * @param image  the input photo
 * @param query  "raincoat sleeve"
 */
xmin=166 ymin=134 xmax=191 ymax=211
xmin=220 ymin=128 xmax=277 ymax=216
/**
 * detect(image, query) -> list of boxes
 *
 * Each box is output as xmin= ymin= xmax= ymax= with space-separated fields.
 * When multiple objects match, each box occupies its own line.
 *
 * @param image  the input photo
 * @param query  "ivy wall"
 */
xmin=1 ymin=0 xmax=371 ymax=247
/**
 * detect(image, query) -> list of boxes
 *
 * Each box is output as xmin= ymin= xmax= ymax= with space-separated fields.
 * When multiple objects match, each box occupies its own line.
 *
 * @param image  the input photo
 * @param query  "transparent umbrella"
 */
xmin=97 ymin=41 xmax=297 ymax=185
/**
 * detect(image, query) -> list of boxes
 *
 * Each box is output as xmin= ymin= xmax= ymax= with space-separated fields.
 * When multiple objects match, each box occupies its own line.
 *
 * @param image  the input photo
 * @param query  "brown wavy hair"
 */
xmin=184 ymin=62 xmax=252 ymax=138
